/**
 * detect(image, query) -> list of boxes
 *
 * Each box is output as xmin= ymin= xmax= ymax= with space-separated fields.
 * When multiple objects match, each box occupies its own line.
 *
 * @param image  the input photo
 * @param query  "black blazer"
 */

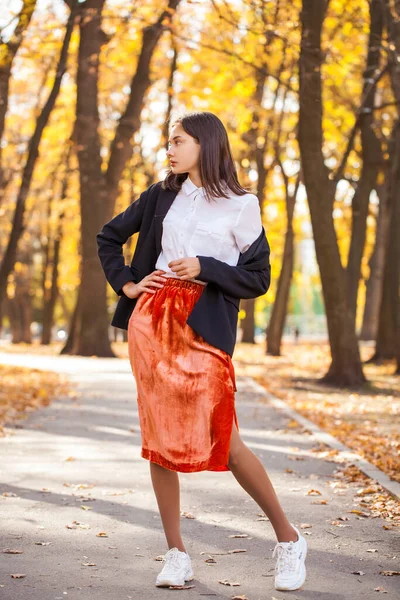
xmin=96 ymin=180 xmax=271 ymax=356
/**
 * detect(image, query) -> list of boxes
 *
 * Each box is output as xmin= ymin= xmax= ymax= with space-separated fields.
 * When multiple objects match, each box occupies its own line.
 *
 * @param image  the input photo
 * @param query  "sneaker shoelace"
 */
xmin=273 ymin=542 xmax=296 ymax=575
xmin=163 ymin=549 xmax=185 ymax=572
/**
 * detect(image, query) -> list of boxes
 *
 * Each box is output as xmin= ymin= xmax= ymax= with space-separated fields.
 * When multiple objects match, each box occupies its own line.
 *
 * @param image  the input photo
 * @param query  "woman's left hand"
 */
xmin=168 ymin=257 xmax=201 ymax=280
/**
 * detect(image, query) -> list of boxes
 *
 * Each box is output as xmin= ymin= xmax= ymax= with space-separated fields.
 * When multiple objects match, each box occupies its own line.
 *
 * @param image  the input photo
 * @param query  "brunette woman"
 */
xmin=97 ymin=111 xmax=307 ymax=592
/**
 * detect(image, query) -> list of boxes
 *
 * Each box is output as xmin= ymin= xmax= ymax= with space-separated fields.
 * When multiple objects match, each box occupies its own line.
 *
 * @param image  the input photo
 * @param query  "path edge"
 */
xmin=244 ymin=376 xmax=400 ymax=503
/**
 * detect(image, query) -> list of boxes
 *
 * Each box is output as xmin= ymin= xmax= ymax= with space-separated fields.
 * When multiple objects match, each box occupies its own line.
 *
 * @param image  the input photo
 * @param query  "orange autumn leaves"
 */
xmin=0 ymin=364 xmax=70 ymax=432
xmin=233 ymin=341 xmax=400 ymax=485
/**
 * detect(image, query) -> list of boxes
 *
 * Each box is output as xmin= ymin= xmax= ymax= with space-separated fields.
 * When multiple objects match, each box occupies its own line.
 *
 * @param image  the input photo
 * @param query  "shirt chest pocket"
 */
xmin=189 ymin=220 xmax=225 ymax=258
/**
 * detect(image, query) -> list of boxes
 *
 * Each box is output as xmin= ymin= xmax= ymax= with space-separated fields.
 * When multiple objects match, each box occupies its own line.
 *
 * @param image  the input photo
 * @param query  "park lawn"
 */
xmin=0 ymin=364 xmax=70 ymax=433
xmin=232 ymin=341 xmax=400 ymax=486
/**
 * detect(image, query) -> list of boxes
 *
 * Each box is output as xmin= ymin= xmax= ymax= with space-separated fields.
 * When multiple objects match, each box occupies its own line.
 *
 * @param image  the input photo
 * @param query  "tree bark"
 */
xmin=0 ymin=4 xmax=76 ymax=309
xmin=345 ymin=0 xmax=384 ymax=329
xmin=298 ymin=0 xmax=365 ymax=385
xmin=360 ymin=182 xmax=390 ymax=340
xmin=241 ymin=298 xmax=255 ymax=343
xmin=370 ymin=0 xmax=400 ymax=364
xmin=71 ymin=0 xmax=111 ymax=356
xmin=267 ymin=187 xmax=296 ymax=356
xmin=5 ymin=254 xmax=34 ymax=344
xmin=41 ymin=147 xmax=71 ymax=344
xmin=374 ymin=193 xmax=399 ymax=360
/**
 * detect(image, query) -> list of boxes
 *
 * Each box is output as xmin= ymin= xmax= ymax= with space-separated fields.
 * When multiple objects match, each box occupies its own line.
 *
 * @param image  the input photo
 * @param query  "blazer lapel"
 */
xmin=154 ymin=187 xmax=179 ymax=258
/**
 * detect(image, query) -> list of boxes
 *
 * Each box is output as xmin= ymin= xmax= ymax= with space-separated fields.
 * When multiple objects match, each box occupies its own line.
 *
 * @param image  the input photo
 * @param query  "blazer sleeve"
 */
xmin=96 ymin=184 xmax=153 ymax=296
xmin=195 ymin=228 xmax=271 ymax=299
xmin=195 ymin=255 xmax=270 ymax=299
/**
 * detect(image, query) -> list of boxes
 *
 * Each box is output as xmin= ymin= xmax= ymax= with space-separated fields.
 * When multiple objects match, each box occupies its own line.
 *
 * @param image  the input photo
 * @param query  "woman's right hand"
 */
xmin=122 ymin=270 xmax=167 ymax=299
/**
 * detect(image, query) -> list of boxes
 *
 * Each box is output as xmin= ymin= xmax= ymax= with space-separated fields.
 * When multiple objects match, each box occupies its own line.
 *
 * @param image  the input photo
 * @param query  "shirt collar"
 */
xmin=182 ymin=174 xmax=205 ymax=197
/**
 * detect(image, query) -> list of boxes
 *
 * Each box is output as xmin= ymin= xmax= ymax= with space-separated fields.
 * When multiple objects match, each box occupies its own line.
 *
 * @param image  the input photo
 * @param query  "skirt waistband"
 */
xmin=162 ymin=277 xmax=206 ymax=290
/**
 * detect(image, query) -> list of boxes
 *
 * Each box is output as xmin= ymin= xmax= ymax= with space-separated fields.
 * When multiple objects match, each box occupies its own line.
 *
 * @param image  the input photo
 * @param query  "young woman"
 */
xmin=97 ymin=111 xmax=307 ymax=592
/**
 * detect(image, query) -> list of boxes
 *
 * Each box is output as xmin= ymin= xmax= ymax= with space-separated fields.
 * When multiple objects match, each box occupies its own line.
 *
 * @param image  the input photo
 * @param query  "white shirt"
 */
xmin=155 ymin=175 xmax=263 ymax=284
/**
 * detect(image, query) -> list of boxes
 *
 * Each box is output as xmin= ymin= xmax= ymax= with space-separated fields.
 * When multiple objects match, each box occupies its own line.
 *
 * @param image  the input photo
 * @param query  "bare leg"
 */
xmin=149 ymin=461 xmax=187 ymax=552
xmin=227 ymin=423 xmax=298 ymax=543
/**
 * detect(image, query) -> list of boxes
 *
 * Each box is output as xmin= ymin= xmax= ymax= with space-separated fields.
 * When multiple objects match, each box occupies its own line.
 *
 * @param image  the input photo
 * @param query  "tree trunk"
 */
xmin=370 ymin=1 xmax=400 ymax=364
xmin=72 ymin=0 xmax=112 ymax=357
xmin=41 ymin=210 xmax=64 ymax=345
xmin=267 ymin=194 xmax=295 ymax=355
xmin=241 ymin=299 xmax=255 ymax=343
xmin=345 ymin=0 xmax=384 ymax=329
xmin=360 ymin=182 xmax=390 ymax=340
xmin=60 ymin=288 xmax=81 ymax=355
xmin=5 ymin=261 xmax=33 ymax=344
xmin=42 ymin=147 xmax=71 ymax=344
xmin=298 ymin=0 xmax=365 ymax=386
xmin=373 ymin=125 xmax=400 ymax=361
xmin=0 ymin=4 xmax=75 ymax=308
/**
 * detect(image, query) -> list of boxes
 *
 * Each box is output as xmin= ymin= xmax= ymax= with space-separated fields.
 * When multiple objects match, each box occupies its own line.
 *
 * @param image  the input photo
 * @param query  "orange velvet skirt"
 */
xmin=127 ymin=276 xmax=238 ymax=473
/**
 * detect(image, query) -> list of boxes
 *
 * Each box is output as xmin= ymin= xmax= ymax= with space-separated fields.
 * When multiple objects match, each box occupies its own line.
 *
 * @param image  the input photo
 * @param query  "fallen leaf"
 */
xmin=228 ymin=534 xmax=249 ymax=538
xmin=299 ymin=523 xmax=312 ymax=529
xmin=219 ymin=579 xmax=241 ymax=586
xmin=356 ymin=486 xmax=377 ymax=496
xmin=331 ymin=521 xmax=352 ymax=527
xmin=2 ymin=549 xmax=23 ymax=554
xmin=228 ymin=549 xmax=247 ymax=554
xmin=10 ymin=574 xmax=25 ymax=578
xmin=366 ymin=549 xmax=378 ymax=553
xmin=34 ymin=542 xmax=51 ymax=546
xmin=306 ymin=489 xmax=322 ymax=495
xmin=350 ymin=509 xmax=370 ymax=517
xmin=169 ymin=584 xmax=195 ymax=589
xmin=80 ymin=505 xmax=92 ymax=511
xmin=81 ymin=562 xmax=96 ymax=567
xmin=374 ymin=586 xmax=388 ymax=592
xmin=351 ymin=571 xmax=365 ymax=575
xmin=180 ymin=511 xmax=195 ymax=519
xmin=96 ymin=532 xmax=108 ymax=537
xmin=231 ymin=595 xmax=248 ymax=599
xmin=379 ymin=571 xmax=400 ymax=576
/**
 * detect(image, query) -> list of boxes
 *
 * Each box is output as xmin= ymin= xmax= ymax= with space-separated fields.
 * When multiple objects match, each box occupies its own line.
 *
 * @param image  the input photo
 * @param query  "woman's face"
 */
xmin=166 ymin=123 xmax=201 ymax=174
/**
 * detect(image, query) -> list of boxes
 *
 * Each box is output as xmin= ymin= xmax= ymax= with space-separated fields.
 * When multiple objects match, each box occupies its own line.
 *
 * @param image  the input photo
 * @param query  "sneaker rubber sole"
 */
xmin=155 ymin=567 xmax=194 ymax=587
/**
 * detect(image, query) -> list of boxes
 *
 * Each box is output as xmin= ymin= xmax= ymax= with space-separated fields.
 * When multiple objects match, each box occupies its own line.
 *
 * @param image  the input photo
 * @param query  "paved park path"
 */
xmin=0 ymin=352 xmax=399 ymax=599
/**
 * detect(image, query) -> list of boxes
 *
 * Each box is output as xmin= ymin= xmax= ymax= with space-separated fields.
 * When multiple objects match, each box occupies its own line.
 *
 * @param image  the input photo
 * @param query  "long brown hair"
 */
xmin=162 ymin=111 xmax=251 ymax=202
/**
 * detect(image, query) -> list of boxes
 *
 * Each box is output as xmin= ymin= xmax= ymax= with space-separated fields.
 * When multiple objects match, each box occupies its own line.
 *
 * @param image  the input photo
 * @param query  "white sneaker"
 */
xmin=272 ymin=523 xmax=307 ymax=591
xmin=155 ymin=547 xmax=194 ymax=587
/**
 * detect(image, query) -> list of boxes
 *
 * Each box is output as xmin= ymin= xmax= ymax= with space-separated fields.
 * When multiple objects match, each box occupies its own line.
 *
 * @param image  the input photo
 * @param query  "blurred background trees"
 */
xmin=0 ymin=0 xmax=399 ymax=385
